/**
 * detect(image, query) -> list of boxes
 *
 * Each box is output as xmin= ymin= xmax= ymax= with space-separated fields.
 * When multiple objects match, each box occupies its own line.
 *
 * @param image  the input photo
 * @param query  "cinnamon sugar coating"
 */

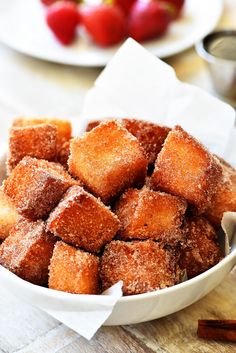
xmin=179 ymin=217 xmax=222 ymax=278
xmin=13 ymin=118 xmax=72 ymax=154
xmin=101 ymin=240 xmax=181 ymax=295
xmin=8 ymin=124 xmax=57 ymax=171
xmin=3 ymin=157 xmax=76 ymax=220
xmin=0 ymin=218 xmax=56 ymax=285
xmin=47 ymin=186 xmax=120 ymax=252
xmin=150 ymin=126 xmax=223 ymax=213
xmin=114 ymin=188 xmax=187 ymax=244
xmin=49 ymin=241 xmax=100 ymax=294
xmin=57 ymin=140 xmax=70 ymax=169
xmin=86 ymin=119 xmax=170 ymax=165
xmin=122 ymin=119 xmax=170 ymax=164
xmin=69 ymin=120 xmax=148 ymax=204
xmin=0 ymin=187 xmax=21 ymax=240
xmin=205 ymin=159 xmax=236 ymax=228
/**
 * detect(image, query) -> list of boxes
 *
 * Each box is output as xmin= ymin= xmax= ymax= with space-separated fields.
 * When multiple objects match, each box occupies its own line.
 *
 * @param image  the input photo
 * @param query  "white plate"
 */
xmin=0 ymin=0 xmax=223 ymax=67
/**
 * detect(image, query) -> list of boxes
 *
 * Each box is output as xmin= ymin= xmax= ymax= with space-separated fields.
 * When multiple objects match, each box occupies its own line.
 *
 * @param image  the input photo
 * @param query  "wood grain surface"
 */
xmin=0 ymin=1 xmax=236 ymax=352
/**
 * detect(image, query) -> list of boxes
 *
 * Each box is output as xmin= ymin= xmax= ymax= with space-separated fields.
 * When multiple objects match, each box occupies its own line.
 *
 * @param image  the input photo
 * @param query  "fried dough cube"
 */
xmin=47 ymin=185 xmax=120 ymax=252
xmin=122 ymin=119 xmax=171 ymax=165
xmin=13 ymin=118 xmax=72 ymax=153
xmin=0 ymin=218 xmax=56 ymax=285
xmin=57 ymin=140 xmax=70 ymax=169
xmin=49 ymin=241 xmax=100 ymax=294
xmin=150 ymin=126 xmax=223 ymax=213
xmin=205 ymin=159 xmax=236 ymax=228
xmin=115 ymin=188 xmax=187 ymax=244
xmin=3 ymin=157 xmax=76 ymax=220
xmin=179 ymin=217 xmax=222 ymax=278
xmin=69 ymin=120 xmax=148 ymax=204
xmin=86 ymin=119 xmax=171 ymax=165
xmin=0 ymin=188 xmax=21 ymax=240
xmin=8 ymin=124 xmax=57 ymax=171
xmin=101 ymin=240 xmax=181 ymax=295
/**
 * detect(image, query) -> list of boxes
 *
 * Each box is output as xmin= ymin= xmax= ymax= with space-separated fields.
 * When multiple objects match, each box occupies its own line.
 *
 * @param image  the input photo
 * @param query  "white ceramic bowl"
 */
xmin=0 ymin=244 xmax=236 ymax=326
xmin=0 ymin=142 xmax=236 ymax=326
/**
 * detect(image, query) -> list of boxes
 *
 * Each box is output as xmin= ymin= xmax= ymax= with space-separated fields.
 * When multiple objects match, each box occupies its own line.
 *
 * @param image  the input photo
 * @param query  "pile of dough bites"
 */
xmin=0 ymin=117 xmax=235 ymax=296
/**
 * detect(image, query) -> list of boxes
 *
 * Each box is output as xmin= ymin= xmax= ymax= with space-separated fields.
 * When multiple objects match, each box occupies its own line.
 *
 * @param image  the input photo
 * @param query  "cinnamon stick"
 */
xmin=198 ymin=320 xmax=236 ymax=342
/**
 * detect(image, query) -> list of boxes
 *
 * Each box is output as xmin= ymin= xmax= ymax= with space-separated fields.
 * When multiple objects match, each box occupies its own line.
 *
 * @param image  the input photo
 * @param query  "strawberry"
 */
xmin=41 ymin=0 xmax=80 ymax=6
xmin=46 ymin=2 xmax=80 ymax=45
xmin=41 ymin=0 xmax=57 ymax=5
xmin=160 ymin=0 xmax=185 ymax=18
xmin=128 ymin=0 xmax=171 ymax=42
xmin=82 ymin=4 xmax=126 ymax=47
xmin=114 ymin=0 xmax=137 ymax=15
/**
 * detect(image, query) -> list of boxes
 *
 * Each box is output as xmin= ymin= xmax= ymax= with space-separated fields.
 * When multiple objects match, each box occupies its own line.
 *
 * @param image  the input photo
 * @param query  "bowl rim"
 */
xmin=196 ymin=29 xmax=236 ymax=66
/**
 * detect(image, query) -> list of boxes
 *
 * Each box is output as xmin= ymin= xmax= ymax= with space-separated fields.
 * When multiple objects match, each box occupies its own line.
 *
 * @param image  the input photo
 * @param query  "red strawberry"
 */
xmin=41 ymin=0 xmax=80 ymax=6
xmin=114 ymin=0 xmax=137 ymax=15
xmin=46 ymin=2 xmax=80 ymax=45
xmin=160 ymin=0 xmax=185 ymax=18
xmin=82 ymin=4 xmax=126 ymax=47
xmin=41 ymin=0 xmax=57 ymax=5
xmin=128 ymin=1 xmax=171 ymax=42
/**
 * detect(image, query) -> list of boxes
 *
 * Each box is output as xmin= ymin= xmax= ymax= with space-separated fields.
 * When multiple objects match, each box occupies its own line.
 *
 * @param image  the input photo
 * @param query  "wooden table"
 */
xmin=0 ymin=1 xmax=236 ymax=352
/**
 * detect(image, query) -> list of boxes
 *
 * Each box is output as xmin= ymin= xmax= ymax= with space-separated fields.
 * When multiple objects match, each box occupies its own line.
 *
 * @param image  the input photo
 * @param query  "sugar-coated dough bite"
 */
xmin=205 ymin=159 xmax=236 ymax=228
xmin=0 ymin=218 xmax=56 ymax=285
xmin=86 ymin=118 xmax=171 ymax=165
xmin=13 ymin=118 xmax=72 ymax=154
xmin=49 ymin=241 xmax=100 ymax=294
xmin=47 ymin=185 xmax=120 ymax=252
xmin=179 ymin=217 xmax=222 ymax=278
xmin=8 ymin=124 xmax=57 ymax=172
xmin=122 ymin=119 xmax=171 ymax=165
xmin=114 ymin=188 xmax=187 ymax=244
xmin=101 ymin=240 xmax=181 ymax=295
xmin=3 ymin=157 xmax=76 ymax=220
xmin=69 ymin=120 xmax=148 ymax=204
xmin=0 ymin=188 xmax=21 ymax=240
xmin=150 ymin=126 xmax=223 ymax=213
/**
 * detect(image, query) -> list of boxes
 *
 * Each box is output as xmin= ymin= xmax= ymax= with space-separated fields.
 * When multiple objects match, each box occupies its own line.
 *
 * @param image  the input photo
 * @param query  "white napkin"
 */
xmin=43 ymin=283 xmax=123 ymax=340
xmin=82 ymin=38 xmax=235 ymax=158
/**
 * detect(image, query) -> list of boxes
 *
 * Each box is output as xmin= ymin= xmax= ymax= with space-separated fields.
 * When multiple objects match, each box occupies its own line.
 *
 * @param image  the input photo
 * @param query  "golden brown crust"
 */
xmin=47 ymin=185 xmax=120 ymax=253
xmin=0 ymin=218 xmax=56 ymax=285
xmin=13 ymin=118 xmax=72 ymax=155
xmin=3 ymin=157 xmax=77 ymax=220
xmin=8 ymin=124 xmax=57 ymax=171
xmin=86 ymin=118 xmax=171 ymax=165
xmin=101 ymin=240 xmax=181 ymax=295
xmin=179 ymin=216 xmax=222 ymax=278
xmin=0 ymin=187 xmax=21 ymax=241
xmin=122 ymin=119 xmax=171 ymax=164
xmin=114 ymin=188 xmax=187 ymax=244
xmin=49 ymin=241 xmax=100 ymax=294
xmin=150 ymin=126 xmax=223 ymax=213
xmin=205 ymin=159 xmax=236 ymax=228
xmin=69 ymin=120 xmax=148 ymax=204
